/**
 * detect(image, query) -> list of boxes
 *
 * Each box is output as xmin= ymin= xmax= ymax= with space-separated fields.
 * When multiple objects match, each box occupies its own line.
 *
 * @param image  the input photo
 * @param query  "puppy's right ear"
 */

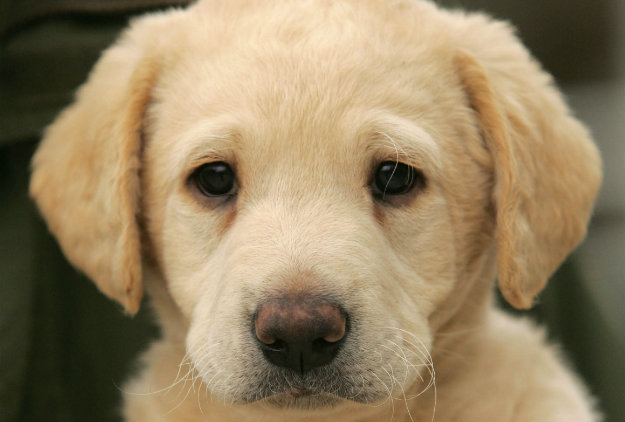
xmin=30 ymin=16 xmax=171 ymax=314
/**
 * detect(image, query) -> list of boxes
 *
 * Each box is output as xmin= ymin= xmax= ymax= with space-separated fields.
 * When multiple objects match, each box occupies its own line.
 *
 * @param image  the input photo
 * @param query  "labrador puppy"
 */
xmin=29 ymin=0 xmax=602 ymax=420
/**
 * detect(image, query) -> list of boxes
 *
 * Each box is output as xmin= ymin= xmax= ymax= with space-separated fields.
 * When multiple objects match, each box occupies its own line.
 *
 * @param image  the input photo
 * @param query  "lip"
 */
xmin=262 ymin=388 xmax=343 ymax=409
xmin=229 ymin=358 xmax=388 ymax=406
xmin=287 ymin=387 xmax=314 ymax=398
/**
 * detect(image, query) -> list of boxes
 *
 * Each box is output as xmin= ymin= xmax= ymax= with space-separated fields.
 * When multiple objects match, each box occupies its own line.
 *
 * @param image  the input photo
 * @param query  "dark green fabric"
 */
xmin=0 ymin=146 xmax=160 ymax=422
xmin=0 ymin=3 xmax=178 ymax=420
xmin=0 ymin=140 xmax=160 ymax=421
xmin=0 ymin=0 xmax=622 ymax=421
xmin=0 ymin=0 xmax=190 ymax=147
xmin=1 ymin=18 xmax=126 ymax=146
xmin=498 ymin=261 xmax=625 ymax=421
xmin=1 ymin=0 xmax=190 ymax=38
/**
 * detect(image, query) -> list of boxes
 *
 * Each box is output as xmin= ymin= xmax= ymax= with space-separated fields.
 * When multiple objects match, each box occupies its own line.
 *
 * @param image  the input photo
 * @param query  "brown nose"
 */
xmin=253 ymin=297 xmax=347 ymax=374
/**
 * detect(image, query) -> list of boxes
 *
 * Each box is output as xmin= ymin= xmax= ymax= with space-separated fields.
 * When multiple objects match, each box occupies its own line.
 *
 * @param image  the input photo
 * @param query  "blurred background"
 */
xmin=1 ymin=0 xmax=623 ymax=420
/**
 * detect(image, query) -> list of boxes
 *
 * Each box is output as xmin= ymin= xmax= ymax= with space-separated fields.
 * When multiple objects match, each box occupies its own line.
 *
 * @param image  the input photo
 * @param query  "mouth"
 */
xmin=286 ymin=387 xmax=314 ymax=398
xmin=262 ymin=387 xmax=343 ymax=409
xmin=232 ymin=364 xmax=387 ymax=409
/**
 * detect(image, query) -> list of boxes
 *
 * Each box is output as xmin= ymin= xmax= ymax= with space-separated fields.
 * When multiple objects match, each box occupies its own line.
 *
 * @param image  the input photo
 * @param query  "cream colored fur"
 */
xmin=30 ymin=0 xmax=602 ymax=420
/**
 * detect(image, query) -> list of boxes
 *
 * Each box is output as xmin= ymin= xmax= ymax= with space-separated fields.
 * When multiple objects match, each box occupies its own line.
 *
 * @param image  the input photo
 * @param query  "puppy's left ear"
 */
xmin=29 ymin=16 xmax=168 ymax=314
xmin=453 ymin=17 xmax=602 ymax=309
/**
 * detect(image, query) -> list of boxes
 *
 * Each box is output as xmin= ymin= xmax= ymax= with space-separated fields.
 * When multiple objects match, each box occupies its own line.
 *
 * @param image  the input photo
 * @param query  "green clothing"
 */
xmin=1 ymin=3 xmax=180 ymax=419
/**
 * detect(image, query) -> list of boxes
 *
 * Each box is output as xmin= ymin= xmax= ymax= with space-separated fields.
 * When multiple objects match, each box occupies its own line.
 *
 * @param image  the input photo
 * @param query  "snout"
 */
xmin=253 ymin=297 xmax=348 ymax=375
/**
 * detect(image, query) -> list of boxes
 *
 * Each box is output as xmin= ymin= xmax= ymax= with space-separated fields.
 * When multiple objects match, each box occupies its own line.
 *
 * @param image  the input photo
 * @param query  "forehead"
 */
xmin=145 ymin=0 xmax=470 ymax=182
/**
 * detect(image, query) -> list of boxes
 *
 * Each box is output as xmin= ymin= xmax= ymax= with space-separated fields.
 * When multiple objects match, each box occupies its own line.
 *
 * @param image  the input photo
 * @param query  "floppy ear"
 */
xmin=30 ymin=19 xmax=165 ymax=315
xmin=454 ymin=18 xmax=602 ymax=309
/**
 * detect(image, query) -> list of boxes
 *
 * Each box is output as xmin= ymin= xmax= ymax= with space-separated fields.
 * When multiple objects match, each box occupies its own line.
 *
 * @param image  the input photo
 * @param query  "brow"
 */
xmin=178 ymin=119 xmax=242 ymax=170
xmin=366 ymin=114 xmax=442 ymax=175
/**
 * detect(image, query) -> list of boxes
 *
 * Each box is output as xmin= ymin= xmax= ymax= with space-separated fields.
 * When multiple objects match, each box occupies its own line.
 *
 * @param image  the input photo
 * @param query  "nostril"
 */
xmin=262 ymin=339 xmax=287 ymax=353
xmin=312 ymin=337 xmax=342 ymax=354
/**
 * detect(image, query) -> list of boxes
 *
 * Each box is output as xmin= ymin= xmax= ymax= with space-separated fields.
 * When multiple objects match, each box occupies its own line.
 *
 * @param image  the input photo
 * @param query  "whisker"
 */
xmin=382 ymin=326 xmax=438 ymax=422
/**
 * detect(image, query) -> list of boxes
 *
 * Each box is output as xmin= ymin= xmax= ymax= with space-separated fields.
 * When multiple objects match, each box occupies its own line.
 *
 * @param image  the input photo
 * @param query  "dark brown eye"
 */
xmin=192 ymin=162 xmax=236 ymax=197
xmin=373 ymin=161 xmax=422 ymax=198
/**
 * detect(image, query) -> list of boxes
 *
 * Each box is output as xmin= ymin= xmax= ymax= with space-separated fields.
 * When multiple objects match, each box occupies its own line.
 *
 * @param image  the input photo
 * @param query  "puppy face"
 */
xmin=139 ymin=19 xmax=494 ymax=405
xmin=29 ymin=0 xmax=601 ymax=413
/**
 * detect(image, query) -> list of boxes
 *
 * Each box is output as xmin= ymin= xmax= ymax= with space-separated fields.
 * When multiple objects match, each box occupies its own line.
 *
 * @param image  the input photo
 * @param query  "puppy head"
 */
xmin=30 ymin=0 xmax=601 ymax=411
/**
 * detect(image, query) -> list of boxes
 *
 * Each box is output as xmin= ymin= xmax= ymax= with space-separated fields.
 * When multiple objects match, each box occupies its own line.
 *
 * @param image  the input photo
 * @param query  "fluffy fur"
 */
xmin=30 ymin=0 xmax=602 ymax=420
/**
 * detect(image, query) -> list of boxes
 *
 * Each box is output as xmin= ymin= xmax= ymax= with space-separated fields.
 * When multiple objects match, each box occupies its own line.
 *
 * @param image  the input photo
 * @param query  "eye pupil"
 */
xmin=374 ymin=161 xmax=420 ymax=196
xmin=194 ymin=162 xmax=235 ymax=196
